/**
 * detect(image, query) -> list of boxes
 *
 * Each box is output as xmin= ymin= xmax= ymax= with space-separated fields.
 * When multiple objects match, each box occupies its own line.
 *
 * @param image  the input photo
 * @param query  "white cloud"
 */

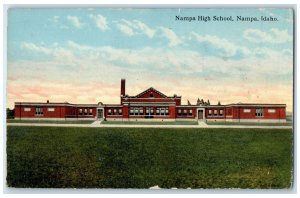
xmin=243 ymin=28 xmax=292 ymax=43
xmin=117 ymin=24 xmax=135 ymax=36
xmin=9 ymin=41 xmax=293 ymax=111
xmin=48 ymin=16 xmax=60 ymax=23
xmin=191 ymin=32 xmax=251 ymax=57
xmin=66 ymin=16 xmax=83 ymax=28
xmin=21 ymin=42 xmax=52 ymax=54
xmin=116 ymin=19 xmax=155 ymax=38
xmin=133 ymin=20 xmax=155 ymax=38
xmin=159 ymin=27 xmax=182 ymax=47
xmin=89 ymin=14 xmax=109 ymax=31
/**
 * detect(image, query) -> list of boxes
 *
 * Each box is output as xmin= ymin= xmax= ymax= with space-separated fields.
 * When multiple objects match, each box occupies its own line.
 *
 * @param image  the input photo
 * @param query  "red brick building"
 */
xmin=14 ymin=79 xmax=286 ymax=122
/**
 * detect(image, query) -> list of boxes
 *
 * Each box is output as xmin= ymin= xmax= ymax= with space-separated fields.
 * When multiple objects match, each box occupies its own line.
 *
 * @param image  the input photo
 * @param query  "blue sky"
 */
xmin=7 ymin=8 xmax=294 ymax=111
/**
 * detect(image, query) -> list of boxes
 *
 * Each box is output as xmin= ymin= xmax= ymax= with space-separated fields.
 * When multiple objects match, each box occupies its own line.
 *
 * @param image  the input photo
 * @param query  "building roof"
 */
xmin=122 ymin=87 xmax=181 ymax=98
xmin=135 ymin=87 xmax=168 ymax=98
xmin=226 ymin=103 xmax=286 ymax=107
xmin=15 ymin=102 xmax=99 ymax=107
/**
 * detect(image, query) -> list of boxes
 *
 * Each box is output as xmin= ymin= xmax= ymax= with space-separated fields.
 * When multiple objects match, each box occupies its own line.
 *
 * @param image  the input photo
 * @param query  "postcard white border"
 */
xmin=0 ymin=1 xmax=298 ymax=197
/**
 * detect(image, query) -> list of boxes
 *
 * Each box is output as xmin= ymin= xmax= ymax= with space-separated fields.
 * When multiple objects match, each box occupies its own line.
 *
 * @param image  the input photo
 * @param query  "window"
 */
xmin=208 ymin=110 xmax=212 ymax=116
xmin=24 ymin=108 xmax=31 ymax=112
xmin=150 ymin=93 xmax=154 ymax=97
xmin=35 ymin=107 xmax=43 ymax=116
xmin=79 ymin=109 xmax=83 ymax=115
xmin=161 ymin=108 xmax=165 ymax=115
xmin=155 ymin=107 xmax=168 ymax=116
xmin=134 ymin=108 xmax=139 ymax=115
xmin=131 ymin=107 xmax=143 ymax=115
xmin=268 ymin=109 xmax=276 ymax=113
xmin=189 ymin=109 xmax=193 ymax=116
xmin=139 ymin=107 xmax=143 ymax=114
xmin=156 ymin=108 xmax=160 ymax=115
xmin=243 ymin=109 xmax=251 ymax=113
xmin=214 ymin=110 xmax=218 ymax=116
xmin=84 ymin=108 xmax=87 ymax=115
xmin=108 ymin=109 xmax=112 ymax=115
xmin=183 ymin=109 xmax=187 ymax=115
xmin=178 ymin=109 xmax=182 ymax=115
xmin=256 ymin=108 xmax=263 ymax=117
xmin=89 ymin=109 xmax=93 ymax=115
xmin=145 ymin=107 xmax=153 ymax=115
xmin=48 ymin=108 xmax=55 ymax=112
xmin=130 ymin=108 xmax=134 ymax=115
xmin=220 ymin=110 xmax=223 ymax=116
xmin=119 ymin=109 xmax=123 ymax=115
xmin=113 ymin=109 xmax=117 ymax=114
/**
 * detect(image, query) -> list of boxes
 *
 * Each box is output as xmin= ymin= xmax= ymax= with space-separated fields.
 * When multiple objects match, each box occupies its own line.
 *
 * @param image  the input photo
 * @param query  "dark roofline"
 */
xmin=226 ymin=103 xmax=286 ymax=106
xmin=15 ymin=102 xmax=99 ymax=107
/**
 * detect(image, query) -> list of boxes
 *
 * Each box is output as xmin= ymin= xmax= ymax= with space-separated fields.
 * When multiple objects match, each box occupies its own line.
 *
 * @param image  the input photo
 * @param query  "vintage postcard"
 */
xmin=6 ymin=7 xmax=294 ymax=190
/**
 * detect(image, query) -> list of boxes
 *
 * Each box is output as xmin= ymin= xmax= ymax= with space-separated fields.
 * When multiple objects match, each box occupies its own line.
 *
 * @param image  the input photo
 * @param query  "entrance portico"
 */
xmin=97 ymin=108 xmax=104 ymax=120
xmin=197 ymin=108 xmax=205 ymax=121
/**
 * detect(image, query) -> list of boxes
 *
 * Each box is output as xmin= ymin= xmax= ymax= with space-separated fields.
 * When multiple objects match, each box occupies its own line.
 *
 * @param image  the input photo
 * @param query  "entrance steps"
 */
xmin=198 ymin=120 xmax=208 ymax=127
xmin=91 ymin=120 xmax=102 ymax=125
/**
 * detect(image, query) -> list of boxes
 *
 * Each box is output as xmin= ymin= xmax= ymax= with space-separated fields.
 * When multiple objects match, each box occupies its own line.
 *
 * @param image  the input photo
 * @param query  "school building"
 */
xmin=14 ymin=79 xmax=286 ymax=122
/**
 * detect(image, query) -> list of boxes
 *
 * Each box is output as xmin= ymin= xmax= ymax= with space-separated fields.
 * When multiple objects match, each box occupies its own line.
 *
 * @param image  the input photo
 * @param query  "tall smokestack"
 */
xmin=121 ymin=79 xmax=126 ymax=97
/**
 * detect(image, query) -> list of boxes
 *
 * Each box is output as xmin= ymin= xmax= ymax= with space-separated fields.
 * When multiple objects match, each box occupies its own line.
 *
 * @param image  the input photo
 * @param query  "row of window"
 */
xmin=244 ymin=108 xmax=276 ymax=114
xmin=129 ymin=107 xmax=169 ymax=116
xmin=222 ymin=108 xmax=276 ymax=117
xmin=24 ymin=107 xmax=55 ymax=113
xmin=177 ymin=109 xmax=193 ymax=116
xmin=79 ymin=108 xmax=93 ymax=115
xmin=208 ymin=109 xmax=224 ymax=117
xmin=108 ymin=108 xmax=123 ymax=115
xmin=227 ymin=108 xmax=276 ymax=117
xmin=27 ymin=107 xmax=93 ymax=116
xmin=25 ymin=106 xmax=276 ymax=118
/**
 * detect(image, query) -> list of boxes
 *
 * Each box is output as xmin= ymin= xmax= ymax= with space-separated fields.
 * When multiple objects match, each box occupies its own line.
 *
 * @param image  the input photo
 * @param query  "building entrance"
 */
xmin=198 ymin=110 xmax=204 ymax=120
xmin=97 ymin=108 xmax=104 ymax=119
xmin=145 ymin=107 xmax=154 ymax=118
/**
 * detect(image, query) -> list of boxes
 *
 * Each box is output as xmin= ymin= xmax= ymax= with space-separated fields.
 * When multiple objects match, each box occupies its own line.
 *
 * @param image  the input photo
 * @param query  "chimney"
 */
xmin=47 ymin=100 xmax=49 ymax=103
xmin=121 ymin=79 xmax=126 ymax=96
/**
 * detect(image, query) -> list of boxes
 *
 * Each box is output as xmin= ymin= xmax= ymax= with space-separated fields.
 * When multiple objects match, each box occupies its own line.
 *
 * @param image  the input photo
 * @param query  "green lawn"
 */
xmin=286 ymin=115 xmax=293 ymax=122
xmin=7 ymin=119 xmax=94 ymax=124
xmin=102 ymin=121 xmax=198 ymax=125
xmin=6 ymin=126 xmax=293 ymax=189
xmin=206 ymin=121 xmax=292 ymax=126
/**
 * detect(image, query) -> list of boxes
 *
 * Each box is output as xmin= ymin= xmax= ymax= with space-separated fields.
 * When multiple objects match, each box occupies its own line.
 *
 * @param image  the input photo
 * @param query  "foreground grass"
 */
xmin=7 ymin=126 xmax=293 ymax=189
xmin=102 ymin=121 xmax=198 ymax=125
xmin=7 ymin=119 xmax=94 ymax=124
xmin=206 ymin=121 xmax=292 ymax=126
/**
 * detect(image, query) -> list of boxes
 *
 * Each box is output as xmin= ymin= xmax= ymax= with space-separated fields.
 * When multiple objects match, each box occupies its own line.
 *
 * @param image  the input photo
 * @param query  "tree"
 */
xmin=187 ymin=100 xmax=191 ymax=105
xmin=207 ymin=99 xmax=210 ymax=105
xmin=218 ymin=101 xmax=221 ymax=105
xmin=201 ymin=99 xmax=204 ymax=104
xmin=197 ymin=98 xmax=201 ymax=105
xmin=6 ymin=108 xmax=14 ymax=119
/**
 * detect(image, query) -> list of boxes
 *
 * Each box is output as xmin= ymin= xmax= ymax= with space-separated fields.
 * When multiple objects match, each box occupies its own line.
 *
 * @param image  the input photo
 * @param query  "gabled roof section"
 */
xmin=135 ymin=87 xmax=168 ymax=98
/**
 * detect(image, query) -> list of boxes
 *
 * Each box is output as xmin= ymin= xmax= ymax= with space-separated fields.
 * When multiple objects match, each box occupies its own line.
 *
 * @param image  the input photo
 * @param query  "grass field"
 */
xmin=6 ymin=126 xmax=293 ymax=189
xmin=102 ymin=121 xmax=199 ymax=125
xmin=6 ymin=119 xmax=94 ymax=124
xmin=206 ymin=121 xmax=292 ymax=126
